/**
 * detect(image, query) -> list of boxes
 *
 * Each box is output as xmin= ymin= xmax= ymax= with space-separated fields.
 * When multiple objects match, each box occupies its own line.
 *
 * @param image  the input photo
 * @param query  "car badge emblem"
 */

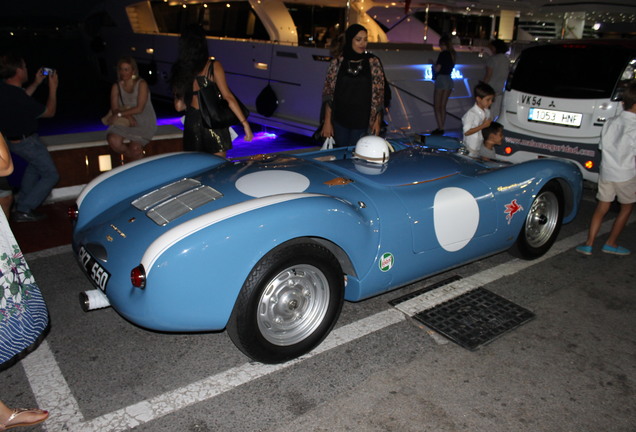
xmin=129 ymin=217 xmax=136 ymax=223
xmin=106 ymin=235 xmax=113 ymax=242
xmin=379 ymin=252 xmax=394 ymax=272
xmin=504 ymin=199 xmax=524 ymax=225
xmin=110 ymin=224 xmax=127 ymax=238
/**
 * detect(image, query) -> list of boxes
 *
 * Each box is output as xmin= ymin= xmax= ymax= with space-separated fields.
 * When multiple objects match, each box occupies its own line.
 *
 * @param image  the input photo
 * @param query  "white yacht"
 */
xmin=85 ymin=0 xmax=505 ymax=137
xmin=84 ymin=0 xmax=635 ymax=138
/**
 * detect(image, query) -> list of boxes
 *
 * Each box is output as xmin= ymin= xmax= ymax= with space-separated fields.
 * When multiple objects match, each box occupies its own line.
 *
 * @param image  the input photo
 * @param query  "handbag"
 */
xmin=321 ymin=136 xmax=335 ymax=150
xmin=101 ymin=110 xmax=131 ymax=127
xmin=101 ymin=83 xmax=131 ymax=127
xmin=197 ymin=60 xmax=249 ymax=129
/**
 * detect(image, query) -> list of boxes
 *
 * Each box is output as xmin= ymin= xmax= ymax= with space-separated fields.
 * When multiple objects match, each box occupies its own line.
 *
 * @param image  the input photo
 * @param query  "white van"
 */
xmin=497 ymin=40 xmax=636 ymax=182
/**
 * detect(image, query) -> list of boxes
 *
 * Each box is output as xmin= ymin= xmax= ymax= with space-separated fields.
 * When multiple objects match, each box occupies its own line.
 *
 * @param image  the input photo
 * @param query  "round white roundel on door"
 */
xmin=236 ymin=170 xmax=310 ymax=198
xmin=433 ymin=187 xmax=479 ymax=252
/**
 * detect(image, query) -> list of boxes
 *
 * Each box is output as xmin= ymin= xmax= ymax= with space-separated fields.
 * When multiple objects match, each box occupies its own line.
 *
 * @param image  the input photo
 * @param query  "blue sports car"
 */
xmin=72 ymin=136 xmax=582 ymax=363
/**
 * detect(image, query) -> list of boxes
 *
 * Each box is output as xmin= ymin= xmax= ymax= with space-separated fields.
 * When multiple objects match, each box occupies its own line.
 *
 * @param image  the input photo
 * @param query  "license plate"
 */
xmin=78 ymin=246 xmax=110 ymax=291
xmin=528 ymin=108 xmax=582 ymax=128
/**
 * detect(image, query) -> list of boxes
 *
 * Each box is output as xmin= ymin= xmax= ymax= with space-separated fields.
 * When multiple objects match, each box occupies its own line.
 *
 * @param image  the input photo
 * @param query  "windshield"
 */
xmin=510 ymin=43 xmax=634 ymax=99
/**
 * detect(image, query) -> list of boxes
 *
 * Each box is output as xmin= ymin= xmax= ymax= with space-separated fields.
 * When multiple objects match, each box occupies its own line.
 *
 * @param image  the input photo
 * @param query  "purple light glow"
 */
xmin=155 ymin=117 xmax=279 ymax=143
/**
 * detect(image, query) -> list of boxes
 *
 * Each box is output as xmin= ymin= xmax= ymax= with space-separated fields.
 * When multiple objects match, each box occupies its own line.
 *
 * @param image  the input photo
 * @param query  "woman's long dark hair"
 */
xmin=170 ymin=24 xmax=210 ymax=101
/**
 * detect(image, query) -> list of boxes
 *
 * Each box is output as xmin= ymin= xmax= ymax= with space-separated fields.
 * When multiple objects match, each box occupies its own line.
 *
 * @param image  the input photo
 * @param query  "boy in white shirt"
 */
xmin=462 ymin=83 xmax=495 ymax=157
xmin=576 ymin=81 xmax=636 ymax=256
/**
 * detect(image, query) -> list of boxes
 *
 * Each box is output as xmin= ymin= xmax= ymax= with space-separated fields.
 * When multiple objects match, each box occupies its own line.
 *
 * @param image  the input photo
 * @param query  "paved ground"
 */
xmin=1 ymin=183 xmax=635 ymax=432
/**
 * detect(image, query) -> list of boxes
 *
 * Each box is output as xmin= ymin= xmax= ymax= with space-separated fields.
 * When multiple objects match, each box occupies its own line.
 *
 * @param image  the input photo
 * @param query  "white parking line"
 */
xmin=21 ymin=216 xmax=628 ymax=431
xmin=23 ymin=310 xmax=405 ymax=432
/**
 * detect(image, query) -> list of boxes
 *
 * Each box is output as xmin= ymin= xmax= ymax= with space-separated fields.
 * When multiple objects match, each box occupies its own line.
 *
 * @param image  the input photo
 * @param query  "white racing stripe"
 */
xmin=141 ymin=193 xmax=322 ymax=273
xmin=22 ymin=216 xmax=631 ymax=431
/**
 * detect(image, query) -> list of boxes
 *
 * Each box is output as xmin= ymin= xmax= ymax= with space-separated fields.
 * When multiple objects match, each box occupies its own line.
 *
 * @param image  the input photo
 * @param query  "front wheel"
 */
xmin=512 ymin=181 xmax=563 ymax=259
xmin=227 ymin=242 xmax=344 ymax=363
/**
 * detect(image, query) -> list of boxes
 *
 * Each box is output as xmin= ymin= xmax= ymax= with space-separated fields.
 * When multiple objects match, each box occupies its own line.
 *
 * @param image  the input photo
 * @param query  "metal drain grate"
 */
xmin=412 ymin=287 xmax=535 ymax=350
xmin=389 ymin=275 xmax=463 ymax=307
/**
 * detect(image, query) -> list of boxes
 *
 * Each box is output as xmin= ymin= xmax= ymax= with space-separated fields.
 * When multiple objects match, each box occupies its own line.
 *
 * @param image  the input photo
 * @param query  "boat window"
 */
xmin=407 ymin=11 xmax=495 ymax=45
xmin=510 ymin=44 xmax=634 ymax=99
xmin=151 ymin=1 xmax=269 ymax=41
xmin=284 ymin=3 xmax=345 ymax=48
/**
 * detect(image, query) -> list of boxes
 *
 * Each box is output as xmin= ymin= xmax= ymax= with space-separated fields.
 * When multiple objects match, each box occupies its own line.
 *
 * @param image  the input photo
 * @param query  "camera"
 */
xmin=42 ymin=67 xmax=54 ymax=76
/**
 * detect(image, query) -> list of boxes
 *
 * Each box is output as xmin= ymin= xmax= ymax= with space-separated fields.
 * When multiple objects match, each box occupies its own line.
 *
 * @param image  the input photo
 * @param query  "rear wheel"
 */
xmin=227 ymin=242 xmax=344 ymax=363
xmin=512 ymin=181 xmax=563 ymax=259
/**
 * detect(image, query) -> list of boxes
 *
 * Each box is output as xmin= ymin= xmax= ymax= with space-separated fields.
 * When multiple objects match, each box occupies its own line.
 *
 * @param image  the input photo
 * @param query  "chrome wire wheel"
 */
xmin=524 ymin=190 xmax=559 ymax=248
xmin=257 ymin=264 xmax=330 ymax=346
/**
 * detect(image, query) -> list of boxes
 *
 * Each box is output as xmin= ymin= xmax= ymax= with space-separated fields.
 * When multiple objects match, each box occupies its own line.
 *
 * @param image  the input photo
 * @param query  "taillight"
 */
xmin=584 ymin=160 xmax=594 ymax=170
xmin=611 ymin=58 xmax=635 ymax=101
xmin=68 ymin=204 xmax=78 ymax=222
xmin=131 ymin=265 xmax=146 ymax=289
xmin=504 ymin=146 xmax=513 ymax=155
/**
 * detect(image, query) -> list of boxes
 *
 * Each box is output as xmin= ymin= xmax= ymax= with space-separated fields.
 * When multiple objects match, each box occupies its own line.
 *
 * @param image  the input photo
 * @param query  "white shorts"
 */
xmin=597 ymin=176 xmax=636 ymax=204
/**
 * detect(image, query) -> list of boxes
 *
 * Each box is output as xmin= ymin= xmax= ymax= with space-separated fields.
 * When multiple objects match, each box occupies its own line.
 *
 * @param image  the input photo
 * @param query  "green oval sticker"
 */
xmin=379 ymin=252 xmax=394 ymax=272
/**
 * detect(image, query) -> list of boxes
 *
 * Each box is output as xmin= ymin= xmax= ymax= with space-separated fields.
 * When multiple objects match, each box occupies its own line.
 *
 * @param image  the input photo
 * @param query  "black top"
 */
xmin=436 ymin=51 xmax=455 ymax=76
xmin=333 ymin=58 xmax=372 ymax=129
xmin=0 ymin=81 xmax=45 ymax=138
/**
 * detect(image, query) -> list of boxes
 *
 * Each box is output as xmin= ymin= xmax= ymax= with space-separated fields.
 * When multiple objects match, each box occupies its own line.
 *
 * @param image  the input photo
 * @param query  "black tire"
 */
xmin=227 ymin=242 xmax=344 ymax=363
xmin=512 ymin=181 xmax=563 ymax=259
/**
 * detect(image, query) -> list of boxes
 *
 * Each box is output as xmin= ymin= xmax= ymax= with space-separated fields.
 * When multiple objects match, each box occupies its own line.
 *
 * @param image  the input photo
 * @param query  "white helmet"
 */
xmin=353 ymin=136 xmax=391 ymax=164
xmin=353 ymin=158 xmax=388 ymax=175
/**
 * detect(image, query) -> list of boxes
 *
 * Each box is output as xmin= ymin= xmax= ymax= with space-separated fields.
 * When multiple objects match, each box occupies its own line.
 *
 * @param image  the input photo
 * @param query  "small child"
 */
xmin=576 ymin=81 xmax=636 ymax=256
xmin=462 ymin=82 xmax=495 ymax=157
xmin=479 ymin=121 xmax=504 ymax=161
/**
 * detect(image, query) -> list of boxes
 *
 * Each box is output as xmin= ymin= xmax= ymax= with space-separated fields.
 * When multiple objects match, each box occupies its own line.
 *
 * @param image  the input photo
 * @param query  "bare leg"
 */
xmin=125 ymin=141 xmax=144 ymax=161
xmin=605 ymin=202 xmax=634 ymax=247
xmin=584 ymin=201 xmax=611 ymax=246
xmin=438 ymin=89 xmax=451 ymax=129
xmin=107 ymin=133 xmax=128 ymax=156
xmin=433 ymin=89 xmax=444 ymax=130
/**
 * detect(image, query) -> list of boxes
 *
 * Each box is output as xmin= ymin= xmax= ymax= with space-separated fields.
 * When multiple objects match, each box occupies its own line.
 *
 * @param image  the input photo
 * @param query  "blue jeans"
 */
xmin=8 ymin=135 xmax=59 ymax=213
xmin=333 ymin=121 xmax=367 ymax=148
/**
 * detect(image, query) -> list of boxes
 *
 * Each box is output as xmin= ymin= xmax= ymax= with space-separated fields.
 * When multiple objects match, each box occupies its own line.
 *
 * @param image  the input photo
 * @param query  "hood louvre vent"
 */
xmin=132 ymin=178 xmax=223 ymax=226
xmin=133 ymin=178 xmax=201 ymax=210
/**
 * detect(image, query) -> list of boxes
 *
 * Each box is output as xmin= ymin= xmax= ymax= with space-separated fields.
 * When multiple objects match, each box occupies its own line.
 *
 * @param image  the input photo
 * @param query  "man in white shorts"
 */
xmin=576 ymin=82 xmax=636 ymax=256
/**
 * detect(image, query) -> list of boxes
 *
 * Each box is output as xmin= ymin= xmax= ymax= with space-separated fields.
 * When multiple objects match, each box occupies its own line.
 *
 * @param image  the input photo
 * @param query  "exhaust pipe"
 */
xmin=80 ymin=290 xmax=111 ymax=312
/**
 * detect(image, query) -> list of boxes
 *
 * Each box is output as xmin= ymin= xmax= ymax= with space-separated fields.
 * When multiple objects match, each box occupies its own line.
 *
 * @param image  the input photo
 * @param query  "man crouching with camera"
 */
xmin=0 ymin=52 xmax=60 ymax=222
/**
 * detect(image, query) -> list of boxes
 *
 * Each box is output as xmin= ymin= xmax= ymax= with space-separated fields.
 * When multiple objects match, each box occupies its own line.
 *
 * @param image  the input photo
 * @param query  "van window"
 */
xmin=509 ymin=44 xmax=633 ymax=99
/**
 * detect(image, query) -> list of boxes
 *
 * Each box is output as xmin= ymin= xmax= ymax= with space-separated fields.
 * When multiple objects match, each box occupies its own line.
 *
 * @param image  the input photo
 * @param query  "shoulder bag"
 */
xmin=197 ymin=60 xmax=249 ymax=130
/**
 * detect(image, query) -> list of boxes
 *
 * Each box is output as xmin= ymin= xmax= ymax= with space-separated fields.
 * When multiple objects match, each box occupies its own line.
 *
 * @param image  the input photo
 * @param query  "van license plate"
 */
xmin=528 ymin=108 xmax=582 ymax=128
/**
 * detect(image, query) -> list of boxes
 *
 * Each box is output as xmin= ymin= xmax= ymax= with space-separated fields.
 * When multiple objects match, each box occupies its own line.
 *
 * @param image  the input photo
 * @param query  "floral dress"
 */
xmin=0 ymin=212 xmax=49 ymax=369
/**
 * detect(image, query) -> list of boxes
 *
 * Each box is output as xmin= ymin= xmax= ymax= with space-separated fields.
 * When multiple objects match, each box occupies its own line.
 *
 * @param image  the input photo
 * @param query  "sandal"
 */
xmin=0 ymin=408 xmax=49 ymax=430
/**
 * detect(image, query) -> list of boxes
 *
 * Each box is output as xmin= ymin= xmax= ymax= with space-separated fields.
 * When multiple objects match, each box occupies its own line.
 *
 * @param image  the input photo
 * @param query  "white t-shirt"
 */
xmin=462 ymin=104 xmax=491 ymax=157
xmin=485 ymin=53 xmax=510 ymax=94
xmin=599 ymin=110 xmax=636 ymax=182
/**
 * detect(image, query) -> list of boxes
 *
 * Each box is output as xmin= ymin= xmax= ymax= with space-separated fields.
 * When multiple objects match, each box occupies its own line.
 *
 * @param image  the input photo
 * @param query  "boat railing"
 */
xmin=387 ymin=81 xmax=462 ymax=122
